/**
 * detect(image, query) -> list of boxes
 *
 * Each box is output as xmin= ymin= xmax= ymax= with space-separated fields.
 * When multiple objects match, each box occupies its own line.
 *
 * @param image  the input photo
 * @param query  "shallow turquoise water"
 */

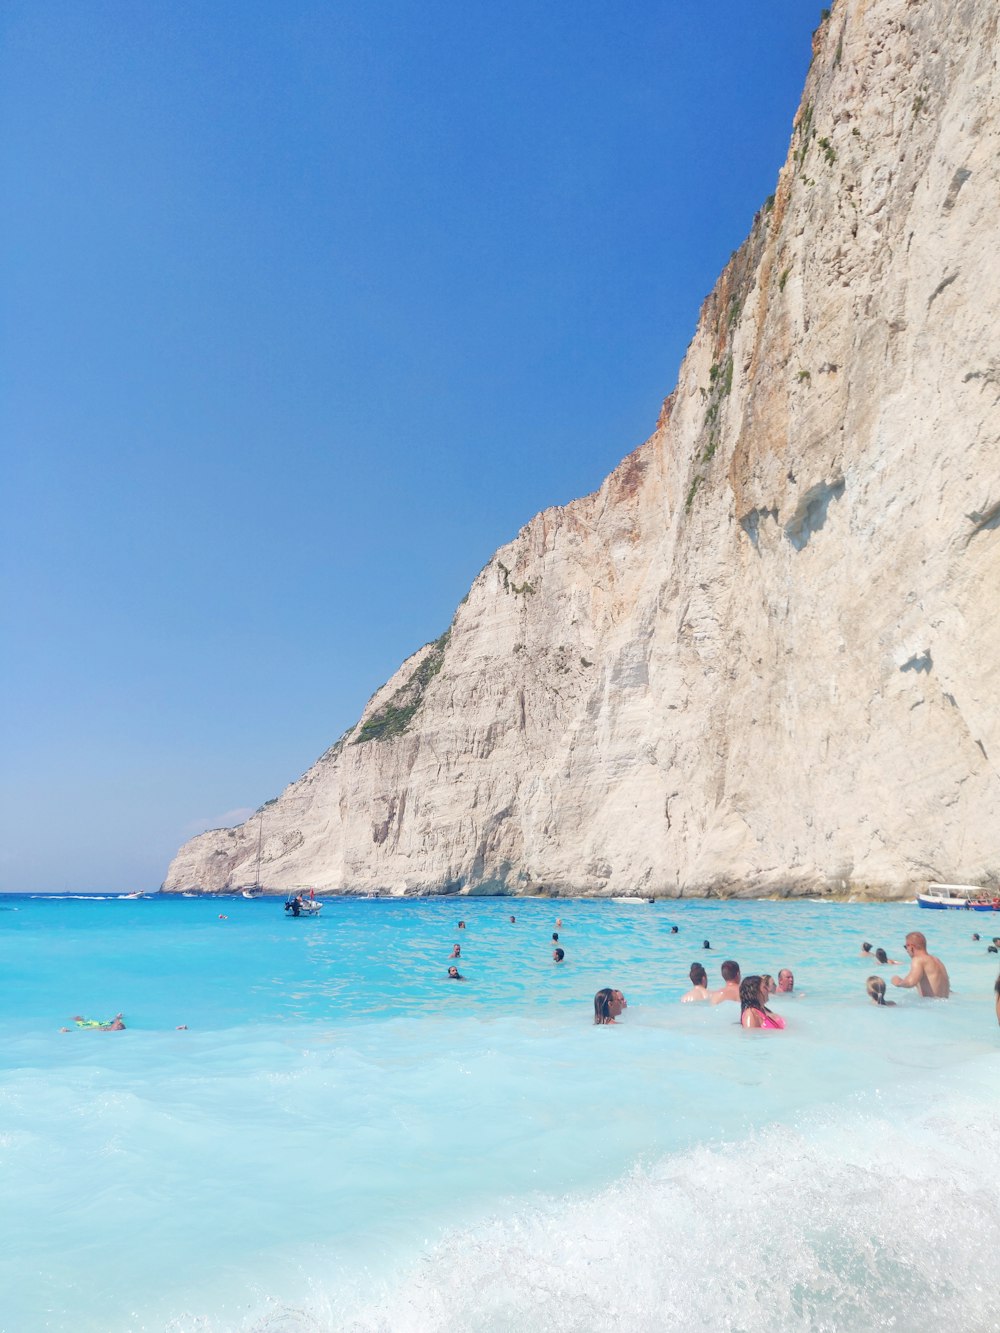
xmin=1 ymin=895 xmax=998 ymax=1331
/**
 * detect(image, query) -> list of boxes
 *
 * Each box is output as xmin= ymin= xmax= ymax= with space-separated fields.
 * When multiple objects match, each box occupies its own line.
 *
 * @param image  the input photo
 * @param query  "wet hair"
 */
xmin=989 ymin=945 xmax=998 ymax=955
xmin=670 ymin=925 xmax=679 ymax=933
xmin=689 ymin=962 xmax=707 ymax=987
xmin=867 ymin=975 xmax=887 ymax=1005
xmin=594 ymin=988 xmax=615 ymax=1024
xmin=972 ymin=933 xmax=980 ymax=941
xmin=458 ymin=921 xmax=465 ymax=928
xmin=447 ymin=966 xmax=464 ymax=979
xmin=861 ymin=942 xmax=873 ymax=953
xmin=552 ymin=932 xmax=559 ymax=941
xmin=553 ymin=947 xmax=564 ymax=961
xmin=739 ymin=975 xmax=764 ymax=1015
xmin=720 ymin=960 xmax=740 ymax=983
xmin=875 ymin=948 xmax=888 ymax=964
xmin=702 ymin=940 xmax=711 ymax=949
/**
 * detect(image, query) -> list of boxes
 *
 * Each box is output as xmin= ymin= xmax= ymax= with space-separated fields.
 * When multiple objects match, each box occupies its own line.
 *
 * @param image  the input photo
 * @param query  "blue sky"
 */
xmin=1 ymin=1 xmax=820 ymax=891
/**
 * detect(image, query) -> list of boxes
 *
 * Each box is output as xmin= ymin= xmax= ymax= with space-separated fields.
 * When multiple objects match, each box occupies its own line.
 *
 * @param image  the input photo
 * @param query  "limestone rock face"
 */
xmin=165 ymin=0 xmax=1000 ymax=898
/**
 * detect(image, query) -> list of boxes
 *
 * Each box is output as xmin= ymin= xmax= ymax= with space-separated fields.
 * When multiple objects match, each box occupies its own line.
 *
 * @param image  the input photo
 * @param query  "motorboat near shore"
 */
xmin=918 ymin=883 xmax=1000 ymax=910
xmin=284 ymin=893 xmax=323 ymax=916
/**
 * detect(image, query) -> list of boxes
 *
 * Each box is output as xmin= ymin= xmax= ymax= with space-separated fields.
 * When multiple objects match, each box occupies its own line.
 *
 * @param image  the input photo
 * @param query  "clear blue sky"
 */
xmin=1 ymin=1 xmax=819 ymax=892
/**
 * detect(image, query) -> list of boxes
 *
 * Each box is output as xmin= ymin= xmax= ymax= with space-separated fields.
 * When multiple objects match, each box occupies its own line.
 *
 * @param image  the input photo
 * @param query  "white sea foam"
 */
xmin=162 ymin=1060 xmax=1000 ymax=1333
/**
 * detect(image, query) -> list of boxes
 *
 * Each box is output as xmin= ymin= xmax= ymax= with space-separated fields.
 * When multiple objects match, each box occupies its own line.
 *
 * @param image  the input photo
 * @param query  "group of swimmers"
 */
xmin=596 ymin=929 xmax=999 ymax=1030
xmin=446 ymin=914 xmax=563 ymax=980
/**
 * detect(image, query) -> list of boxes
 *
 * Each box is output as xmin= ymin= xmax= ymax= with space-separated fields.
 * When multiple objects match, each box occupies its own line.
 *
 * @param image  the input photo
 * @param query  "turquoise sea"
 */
xmin=1 ymin=894 xmax=999 ymax=1332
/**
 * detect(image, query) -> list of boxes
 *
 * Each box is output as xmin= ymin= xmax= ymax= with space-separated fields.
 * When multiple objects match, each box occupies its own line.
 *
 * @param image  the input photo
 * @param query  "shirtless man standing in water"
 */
xmin=891 ymin=932 xmax=950 ymax=997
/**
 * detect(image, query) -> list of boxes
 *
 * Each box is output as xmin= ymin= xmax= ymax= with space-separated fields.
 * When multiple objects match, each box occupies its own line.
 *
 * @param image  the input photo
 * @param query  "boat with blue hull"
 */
xmin=917 ymin=883 xmax=1000 ymax=911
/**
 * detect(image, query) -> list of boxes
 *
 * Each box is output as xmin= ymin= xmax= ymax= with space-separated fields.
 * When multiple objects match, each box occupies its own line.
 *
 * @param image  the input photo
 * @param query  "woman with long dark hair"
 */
xmin=739 ymin=975 xmax=785 ymax=1030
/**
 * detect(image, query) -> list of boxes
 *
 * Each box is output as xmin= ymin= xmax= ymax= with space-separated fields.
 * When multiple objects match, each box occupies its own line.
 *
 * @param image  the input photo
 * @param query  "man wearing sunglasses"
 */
xmin=891 ymin=931 xmax=950 ymax=998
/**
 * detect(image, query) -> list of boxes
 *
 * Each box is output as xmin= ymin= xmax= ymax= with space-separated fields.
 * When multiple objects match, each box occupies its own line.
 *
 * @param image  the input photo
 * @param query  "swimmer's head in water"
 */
xmin=720 ymin=960 xmax=740 ymax=983
xmin=689 ymin=962 xmax=707 ymax=987
xmin=861 ymin=942 xmax=872 ymax=953
xmin=458 ymin=921 xmax=465 ymax=929
xmin=875 ymin=947 xmax=888 ymax=964
xmin=760 ymin=974 xmax=776 ymax=996
xmin=593 ymin=988 xmax=625 ymax=1024
xmin=553 ymin=947 xmax=564 ymax=961
xmin=447 ymin=966 xmax=463 ymax=979
xmin=778 ymin=968 xmax=794 ymax=991
xmin=867 ymin=975 xmax=887 ymax=1005
xmin=670 ymin=925 xmax=679 ymax=933
xmin=552 ymin=932 xmax=559 ymax=942
xmin=739 ymin=975 xmax=764 ymax=1012
xmin=702 ymin=940 xmax=711 ymax=950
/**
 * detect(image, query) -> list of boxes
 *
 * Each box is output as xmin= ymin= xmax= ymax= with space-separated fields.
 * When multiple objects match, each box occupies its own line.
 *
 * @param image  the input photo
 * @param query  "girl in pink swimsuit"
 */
xmin=739 ymin=976 xmax=786 ymax=1030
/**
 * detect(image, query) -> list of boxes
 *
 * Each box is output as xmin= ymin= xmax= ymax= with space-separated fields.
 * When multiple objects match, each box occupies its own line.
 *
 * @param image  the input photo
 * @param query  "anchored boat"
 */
xmin=284 ymin=893 xmax=323 ymax=916
xmin=917 ymin=883 xmax=1000 ymax=910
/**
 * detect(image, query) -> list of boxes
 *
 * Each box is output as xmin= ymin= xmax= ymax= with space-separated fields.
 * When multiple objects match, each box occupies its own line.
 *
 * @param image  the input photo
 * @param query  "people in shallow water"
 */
xmin=891 ymin=932 xmax=950 ymax=997
xmin=759 ymin=974 xmax=777 ymax=999
xmin=866 ymin=976 xmax=895 ymax=1006
xmin=670 ymin=925 xmax=679 ymax=934
xmin=449 ymin=944 xmax=461 ymax=958
xmin=446 ymin=965 xmax=465 ymax=980
xmin=711 ymin=960 xmax=741 ymax=1004
xmin=739 ymin=977 xmax=785 ymax=1030
xmin=860 ymin=941 xmax=874 ymax=957
xmin=874 ymin=947 xmax=899 ymax=965
xmin=553 ymin=947 xmax=565 ymax=962
xmin=681 ymin=963 xmax=710 ymax=1003
xmin=777 ymin=968 xmax=795 ymax=993
xmin=509 ymin=915 xmax=516 ymax=924
xmin=457 ymin=920 xmax=466 ymax=929
xmin=593 ymin=988 xmax=627 ymax=1024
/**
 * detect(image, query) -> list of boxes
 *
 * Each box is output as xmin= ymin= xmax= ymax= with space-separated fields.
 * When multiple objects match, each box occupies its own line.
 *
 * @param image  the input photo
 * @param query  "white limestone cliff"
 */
xmin=165 ymin=0 xmax=1000 ymax=898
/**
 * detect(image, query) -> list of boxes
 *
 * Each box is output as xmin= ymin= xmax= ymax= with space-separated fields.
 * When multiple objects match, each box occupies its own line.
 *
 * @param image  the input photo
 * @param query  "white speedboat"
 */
xmin=917 ymin=883 xmax=1000 ymax=911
